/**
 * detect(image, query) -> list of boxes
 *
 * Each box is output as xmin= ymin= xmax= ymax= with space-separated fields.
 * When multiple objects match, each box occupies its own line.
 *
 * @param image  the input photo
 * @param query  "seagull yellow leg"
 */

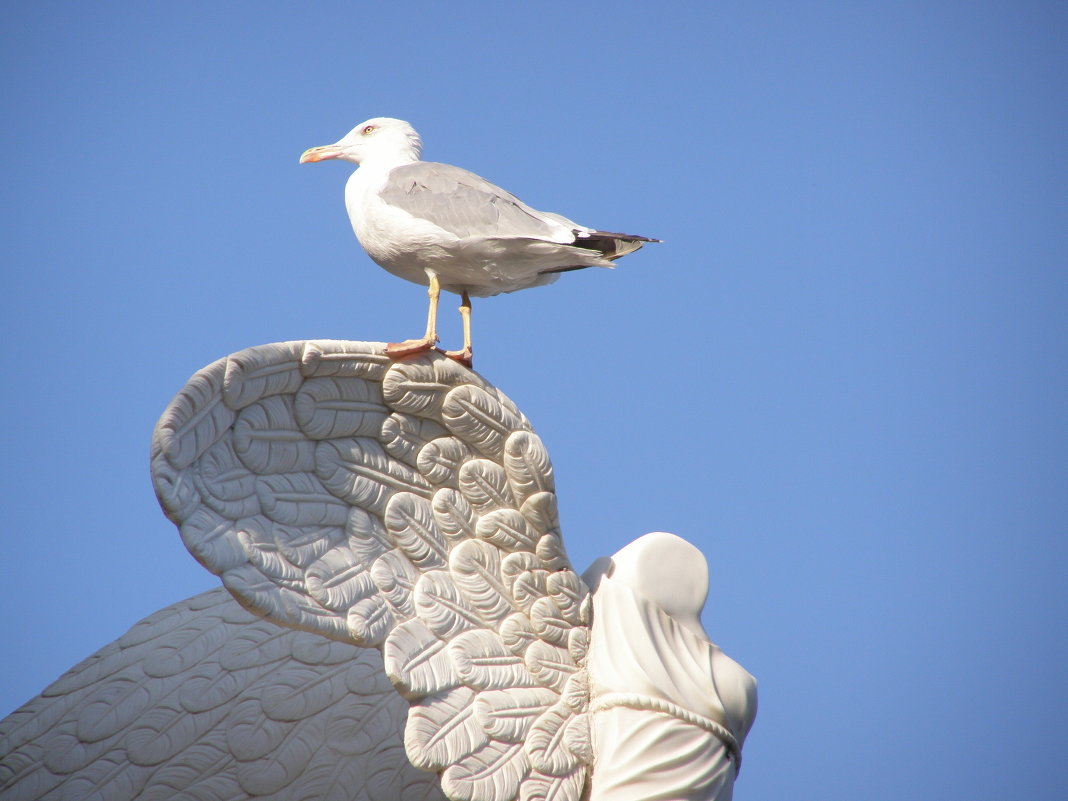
xmin=444 ymin=291 xmax=473 ymax=368
xmin=423 ymin=273 xmax=441 ymax=342
xmin=386 ymin=273 xmax=441 ymax=358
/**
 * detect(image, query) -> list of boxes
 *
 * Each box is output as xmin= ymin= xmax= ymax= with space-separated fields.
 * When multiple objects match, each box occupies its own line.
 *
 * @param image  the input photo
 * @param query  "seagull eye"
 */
xmin=362 ymin=125 xmax=376 ymax=135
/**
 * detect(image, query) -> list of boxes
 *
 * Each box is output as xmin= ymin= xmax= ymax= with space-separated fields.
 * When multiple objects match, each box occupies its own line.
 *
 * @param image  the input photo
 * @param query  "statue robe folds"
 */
xmin=586 ymin=533 xmax=758 ymax=801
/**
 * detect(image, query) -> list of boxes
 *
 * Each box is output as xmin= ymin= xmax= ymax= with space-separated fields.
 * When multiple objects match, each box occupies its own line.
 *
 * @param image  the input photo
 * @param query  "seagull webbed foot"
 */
xmin=385 ymin=338 xmax=438 ymax=359
xmin=443 ymin=347 xmax=473 ymax=369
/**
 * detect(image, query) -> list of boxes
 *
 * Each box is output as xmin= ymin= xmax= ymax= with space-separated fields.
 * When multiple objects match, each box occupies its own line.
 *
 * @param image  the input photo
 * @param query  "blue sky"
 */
xmin=2 ymin=2 xmax=1066 ymax=799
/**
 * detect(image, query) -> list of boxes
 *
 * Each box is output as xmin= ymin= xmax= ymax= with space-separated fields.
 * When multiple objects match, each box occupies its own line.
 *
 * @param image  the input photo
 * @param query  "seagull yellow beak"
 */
xmin=299 ymin=145 xmax=343 ymax=164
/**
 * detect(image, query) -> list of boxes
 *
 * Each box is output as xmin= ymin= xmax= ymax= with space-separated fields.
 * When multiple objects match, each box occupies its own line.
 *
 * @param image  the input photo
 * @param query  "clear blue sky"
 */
xmin=2 ymin=3 xmax=1066 ymax=799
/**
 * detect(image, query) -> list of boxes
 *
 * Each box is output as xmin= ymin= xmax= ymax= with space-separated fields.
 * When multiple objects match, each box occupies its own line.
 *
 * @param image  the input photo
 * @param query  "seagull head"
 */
xmin=300 ymin=117 xmax=422 ymax=168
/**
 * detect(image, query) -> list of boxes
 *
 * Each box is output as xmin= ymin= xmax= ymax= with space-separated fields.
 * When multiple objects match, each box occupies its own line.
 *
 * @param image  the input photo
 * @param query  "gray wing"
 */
xmin=0 ymin=588 xmax=444 ymax=801
xmin=379 ymin=162 xmax=579 ymax=242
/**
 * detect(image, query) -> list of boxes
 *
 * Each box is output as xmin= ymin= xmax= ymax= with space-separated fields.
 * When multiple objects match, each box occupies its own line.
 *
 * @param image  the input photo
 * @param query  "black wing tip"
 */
xmin=583 ymin=229 xmax=661 ymax=243
xmin=538 ymin=264 xmax=590 ymax=275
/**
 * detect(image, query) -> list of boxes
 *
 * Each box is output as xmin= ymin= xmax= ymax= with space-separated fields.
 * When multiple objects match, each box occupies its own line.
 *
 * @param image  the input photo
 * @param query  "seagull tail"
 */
xmin=573 ymin=229 xmax=660 ymax=261
xmin=536 ymin=230 xmax=659 ymax=276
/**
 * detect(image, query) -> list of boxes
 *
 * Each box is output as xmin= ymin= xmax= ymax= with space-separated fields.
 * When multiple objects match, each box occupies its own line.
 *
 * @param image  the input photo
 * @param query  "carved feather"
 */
xmin=178 ymin=506 xmax=247 ymax=574
xmin=476 ymin=509 xmax=538 ymax=553
xmin=347 ymin=506 xmax=392 ymax=562
xmin=306 ymin=546 xmax=377 ymax=612
xmin=518 ymin=493 xmax=560 ymax=544
xmin=534 ymin=534 xmax=570 ymax=572
xmin=222 ymin=342 xmax=306 ymax=410
xmin=294 ymin=376 xmax=389 ymax=440
xmin=525 ymin=705 xmax=585 ymax=777
xmin=510 ymin=571 xmax=549 ymax=615
xmin=404 ymin=687 xmax=486 ymax=770
xmin=566 ymin=629 xmax=590 ymax=667
xmin=501 ymin=553 xmax=548 ymax=614
xmin=440 ymin=384 xmax=527 ymax=461
xmin=523 ymin=642 xmax=577 ymax=693
xmin=546 ymin=572 xmax=587 ymax=627
xmin=442 ymin=740 xmax=528 ymax=801
xmin=441 ymin=384 xmax=521 ymax=460
xmin=414 ymin=571 xmax=481 ymax=640
xmin=458 ymin=459 xmax=516 ymax=513
xmin=147 ymin=345 xmax=594 ymax=801
xmin=381 ymin=358 xmax=456 ymax=417
xmin=300 ymin=339 xmax=393 ymax=381
xmin=139 ymin=743 xmax=239 ymax=798
xmin=256 ymin=473 xmax=350 ymax=527
xmin=150 ymin=450 xmax=200 ymax=523
xmin=370 ymin=549 xmax=419 ymax=619
xmin=273 ymin=522 xmax=344 ymax=569
xmin=153 ymin=356 xmax=233 ymax=471
xmin=419 ymin=436 xmax=476 ymax=486
xmin=432 ymin=488 xmax=479 ymax=543
xmin=449 ymin=540 xmax=513 ymax=625
xmin=473 ymin=688 xmax=559 ymax=742
xmin=448 ymin=631 xmax=537 ymax=691
xmin=528 ymin=597 xmax=570 ymax=647
xmin=242 ymin=532 xmax=305 ymax=585
xmin=315 ymin=438 xmax=433 ymax=513
xmin=498 ymin=615 xmax=539 ymax=660
xmin=347 ymin=595 xmax=394 ymax=646
xmin=193 ymin=438 xmax=260 ymax=519
xmin=385 ymin=492 xmax=449 ymax=570
xmin=382 ymin=412 xmax=450 ymax=465
xmin=503 ymin=431 xmax=554 ymax=505
xmin=177 ymin=662 xmax=247 ymax=713
xmin=384 ymin=619 xmax=458 ymax=698
xmin=519 ymin=770 xmax=585 ymax=801
xmin=233 ymin=395 xmax=317 ymax=474
xmin=259 ymin=662 xmax=351 ymax=721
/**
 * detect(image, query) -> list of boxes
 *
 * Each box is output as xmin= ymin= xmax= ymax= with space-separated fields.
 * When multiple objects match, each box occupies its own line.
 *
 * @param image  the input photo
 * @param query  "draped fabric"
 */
xmin=587 ymin=575 xmax=757 ymax=801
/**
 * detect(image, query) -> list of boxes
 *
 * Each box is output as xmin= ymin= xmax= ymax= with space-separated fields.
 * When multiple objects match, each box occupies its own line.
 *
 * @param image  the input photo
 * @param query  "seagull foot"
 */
xmin=385 ymin=338 xmax=438 ymax=359
xmin=443 ymin=347 xmax=473 ymax=369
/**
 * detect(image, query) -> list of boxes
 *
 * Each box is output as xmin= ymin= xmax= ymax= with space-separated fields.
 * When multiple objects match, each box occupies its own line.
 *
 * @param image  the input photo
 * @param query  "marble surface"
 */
xmin=0 ymin=342 xmax=755 ymax=801
xmin=0 ymin=588 xmax=443 ymax=801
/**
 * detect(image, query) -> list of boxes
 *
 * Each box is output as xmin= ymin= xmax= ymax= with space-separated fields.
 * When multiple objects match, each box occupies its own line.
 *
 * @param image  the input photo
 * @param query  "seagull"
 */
xmin=300 ymin=117 xmax=657 ymax=365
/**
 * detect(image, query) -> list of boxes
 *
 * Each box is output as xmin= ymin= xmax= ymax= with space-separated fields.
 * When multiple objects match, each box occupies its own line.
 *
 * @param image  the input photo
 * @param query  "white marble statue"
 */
xmin=0 ymin=341 xmax=755 ymax=801
xmin=584 ymin=535 xmax=757 ymax=801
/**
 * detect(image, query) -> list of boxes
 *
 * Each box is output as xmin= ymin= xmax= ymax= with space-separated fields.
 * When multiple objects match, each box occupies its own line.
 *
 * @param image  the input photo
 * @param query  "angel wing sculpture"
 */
xmin=0 ymin=588 xmax=444 ymax=801
xmin=0 ymin=341 xmax=756 ymax=801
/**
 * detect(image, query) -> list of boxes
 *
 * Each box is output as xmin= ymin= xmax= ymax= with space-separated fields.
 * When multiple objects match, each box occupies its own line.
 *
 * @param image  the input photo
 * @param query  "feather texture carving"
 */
xmin=404 ymin=688 xmax=486 ymax=770
xmin=294 ymin=376 xmax=389 ymax=440
xmin=0 ymin=589 xmax=444 ymax=801
xmin=142 ymin=343 xmax=593 ymax=801
xmin=473 ymin=688 xmax=558 ymax=742
xmin=449 ymin=540 xmax=513 ymax=626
